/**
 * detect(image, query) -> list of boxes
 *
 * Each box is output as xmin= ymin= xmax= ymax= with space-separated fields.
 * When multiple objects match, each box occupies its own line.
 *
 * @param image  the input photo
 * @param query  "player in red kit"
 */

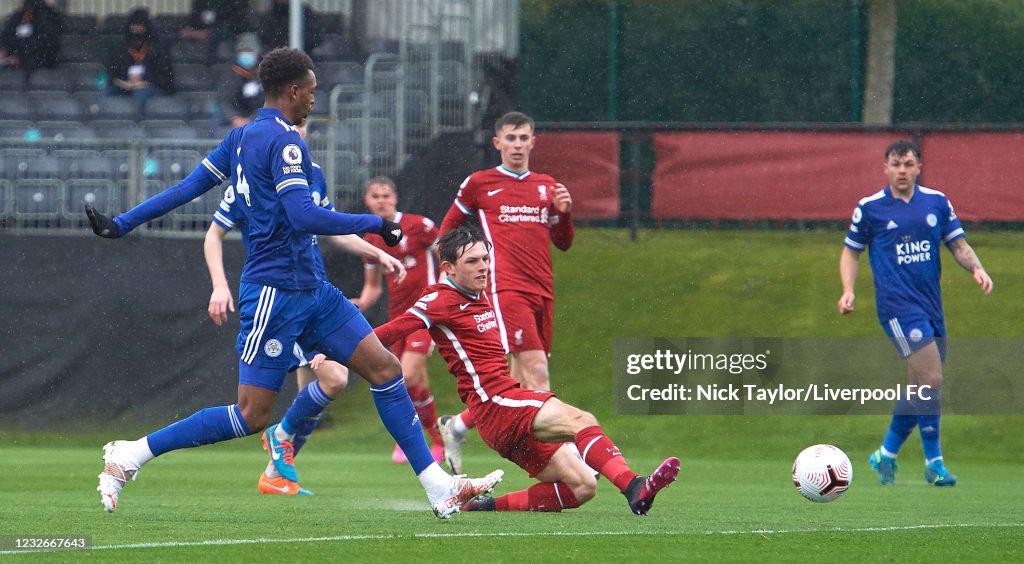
xmin=374 ymin=227 xmax=680 ymax=514
xmin=436 ymin=111 xmax=574 ymax=473
xmin=354 ymin=177 xmax=445 ymax=465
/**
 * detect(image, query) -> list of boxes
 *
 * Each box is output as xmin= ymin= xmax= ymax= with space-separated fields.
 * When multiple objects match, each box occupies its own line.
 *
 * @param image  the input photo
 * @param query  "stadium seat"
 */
xmin=0 ymin=71 xmax=26 ymax=91
xmin=0 ymin=96 xmax=33 ymax=120
xmin=65 ymin=63 xmax=106 ymax=92
xmin=64 ymin=178 xmax=117 ymax=219
xmin=61 ymin=152 xmax=116 ymax=180
xmin=13 ymin=178 xmax=63 ymax=219
xmin=91 ymin=120 xmax=146 ymax=140
xmin=440 ymin=40 xmax=468 ymax=62
xmin=29 ymin=93 xmax=85 ymax=122
xmin=101 ymin=149 xmax=135 ymax=181
xmin=58 ymin=34 xmax=105 ymax=63
xmin=311 ymin=34 xmax=356 ymax=62
xmin=101 ymin=14 xmax=130 ymax=35
xmin=36 ymin=121 xmax=98 ymax=143
xmin=85 ymin=96 xmax=140 ymax=121
xmin=141 ymin=121 xmax=200 ymax=141
xmin=144 ymin=96 xmax=192 ymax=120
xmin=153 ymin=14 xmax=189 ymax=39
xmin=333 ymin=150 xmax=361 ymax=190
xmin=7 ymin=154 xmax=62 ymax=180
xmin=63 ymin=14 xmax=98 ymax=34
xmin=180 ymin=91 xmax=216 ymax=122
xmin=0 ymin=179 xmax=10 ymax=220
xmin=176 ymin=64 xmax=213 ymax=92
xmin=147 ymin=149 xmax=203 ymax=184
xmin=27 ymin=68 xmax=74 ymax=92
xmin=171 ymin=41 xmax=211 ymax=64
xmin=0 ymin=120 xmax=34 ymax=140
xmin=54 ymin=148 xmax=101 ymax=178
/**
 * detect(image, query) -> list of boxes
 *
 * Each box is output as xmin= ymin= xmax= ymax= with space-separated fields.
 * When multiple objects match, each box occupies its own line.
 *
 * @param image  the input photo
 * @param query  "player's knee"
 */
xmin=239 ymin=406 xmax=271 ymax=433
xmin=316 ymin=363 xmax=349 ymax=397
xmin=565 ymin=474 xmax=597 ymax=506
xmin=365 ymin=352 xmax=402 ymax=383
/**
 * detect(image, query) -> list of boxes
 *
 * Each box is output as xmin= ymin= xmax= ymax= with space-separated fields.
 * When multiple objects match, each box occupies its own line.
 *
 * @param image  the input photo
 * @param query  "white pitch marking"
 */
xmin=2 ymin=523 xmax=1022 ymax=555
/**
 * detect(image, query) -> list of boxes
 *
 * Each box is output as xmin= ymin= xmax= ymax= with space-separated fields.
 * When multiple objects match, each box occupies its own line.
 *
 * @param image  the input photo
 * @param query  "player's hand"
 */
xmin=380 ymin=219 xmax=403 ymax=247
xmin=309 ymin=353 xmax=327 ymax=371
xmin=552 ymin=183 xmax=572 ymax=213
xmin=974 ymin=268 xmax=993 ymax=295
xmin=379 ymin=253 xmax=407 ymax=285
xmin=85 ymin=204 xmax=120 ymax=238
xmin=837 ymin=292 xmax=855 ymax=314
xmin=208 ymin=286 xmax=235 ymax=326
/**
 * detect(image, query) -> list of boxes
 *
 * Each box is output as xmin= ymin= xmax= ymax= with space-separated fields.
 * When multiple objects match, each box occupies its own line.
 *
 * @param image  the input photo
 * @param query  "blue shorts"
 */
xmin=287 ymin=343 xmax=321 ymax=372
xmin=237 ymin=281 xmax=371 ymax=392
xmin=882 ymin=313 xmax=946 ymax=361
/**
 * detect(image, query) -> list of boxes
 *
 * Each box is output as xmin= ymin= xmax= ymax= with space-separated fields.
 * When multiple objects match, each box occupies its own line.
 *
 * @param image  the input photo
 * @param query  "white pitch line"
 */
xmin=2 ymin=523 xmax=1022 ymax=555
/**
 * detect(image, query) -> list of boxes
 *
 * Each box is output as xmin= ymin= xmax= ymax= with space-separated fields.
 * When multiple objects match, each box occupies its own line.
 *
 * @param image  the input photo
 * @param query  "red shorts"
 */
xmin=390 ymin=328 xmax=433 ymax=358
xmin=493 ymin=290 xmax=553 ymax=353
xmin=471 ymin=387 xmax=563 ymax=477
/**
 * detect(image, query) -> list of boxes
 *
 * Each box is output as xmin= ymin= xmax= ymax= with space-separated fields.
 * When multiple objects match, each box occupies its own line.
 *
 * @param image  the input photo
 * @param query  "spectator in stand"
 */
xmin=0 ymin=0 xmax=62 ymax=79
xmin=214 ymin=33 xmax=264 ymax=129
xmin=179 ymin=0 xmax=253 ymax=57
xmin=101 ymin=8 xmax=176 ymax=114
xmin=257 ymin=0 xmax=321 ymax=52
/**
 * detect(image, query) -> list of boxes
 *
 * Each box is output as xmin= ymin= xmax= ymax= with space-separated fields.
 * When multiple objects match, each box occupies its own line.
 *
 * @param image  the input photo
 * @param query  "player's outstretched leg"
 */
xmin=98 ymin=403 xmax=251 ymax=512
xmin=97 ymin=440 xmax=147 ymax=512
xmin=623 ymin=457 xmax=681 ymax=516
xmin=431 ymin=469 xmax=505 ymax=519
xmin=571 ymin=424 xmax=679 ymax=516
xmin=437 ymin=412 xmax=471 ymax=474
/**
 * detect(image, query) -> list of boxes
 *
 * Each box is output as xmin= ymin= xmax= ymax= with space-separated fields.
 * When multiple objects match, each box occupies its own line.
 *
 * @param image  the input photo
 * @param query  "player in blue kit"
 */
xmin=838 ymin=139 xmax=993 ymax=487
xmin=204 ymin=119 xmax=409 ymax=496
xmin=88 ymin=47 xmax=502 ymax=518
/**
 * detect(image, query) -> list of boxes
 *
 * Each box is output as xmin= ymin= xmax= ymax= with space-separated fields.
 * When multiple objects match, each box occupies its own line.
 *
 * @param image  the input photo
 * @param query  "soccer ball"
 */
xmin=792 ymin=444 xmax=852 ymax=503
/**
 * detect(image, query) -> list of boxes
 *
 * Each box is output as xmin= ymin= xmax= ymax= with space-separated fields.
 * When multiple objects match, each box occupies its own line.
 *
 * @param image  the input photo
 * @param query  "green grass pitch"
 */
xmin=3 ymin=228 xmax=1022 ymax=561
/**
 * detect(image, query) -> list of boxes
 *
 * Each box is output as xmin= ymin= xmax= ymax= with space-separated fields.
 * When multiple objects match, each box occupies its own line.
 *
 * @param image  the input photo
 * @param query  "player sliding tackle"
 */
xmin=85 ymin=47 xmax=501 ymax=519
xmin=375 ymin=227 xmax=680 ymax=514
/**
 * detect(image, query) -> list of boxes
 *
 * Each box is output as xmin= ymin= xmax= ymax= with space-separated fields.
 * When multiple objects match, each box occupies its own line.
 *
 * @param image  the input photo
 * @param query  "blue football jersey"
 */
xmin=844 ymin=185 xmax=966 ymax=322
xmin=231 ymin=108 xmax=322 ymax=290
xmin=212 ymin=157 xmax=334 ymax=278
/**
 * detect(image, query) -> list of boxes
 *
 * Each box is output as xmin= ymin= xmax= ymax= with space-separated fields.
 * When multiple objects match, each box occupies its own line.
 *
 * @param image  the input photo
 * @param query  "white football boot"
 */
xmin=431 ymin=469 xmax=504 ymax=519
xmin=97 ymin=441 xmax=141 ymax=512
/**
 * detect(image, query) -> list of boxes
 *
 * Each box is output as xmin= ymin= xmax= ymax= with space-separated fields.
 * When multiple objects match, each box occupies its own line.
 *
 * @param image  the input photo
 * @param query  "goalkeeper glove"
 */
xmin=85 ymin=204 xmax=120 ymax=239
xmin=380 ymin=219 xmax=403 ymax=247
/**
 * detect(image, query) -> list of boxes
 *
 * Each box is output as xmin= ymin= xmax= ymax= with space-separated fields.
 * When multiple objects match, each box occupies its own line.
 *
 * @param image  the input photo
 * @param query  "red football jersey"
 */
xmin=403 ymin=279 xmax=519 ymax=408
xmin=443 ymin=166 xmax=572 ymax=299
xmin=364 ymin=212 xmax=439 ymax=318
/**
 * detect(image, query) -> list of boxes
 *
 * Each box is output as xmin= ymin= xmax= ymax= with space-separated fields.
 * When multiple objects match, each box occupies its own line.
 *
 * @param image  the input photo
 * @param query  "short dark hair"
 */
xmin=438 ymin=227 xmax=491 ymax=265
xmin=258 ymin=47 xmax=314 ymax=98
xmin=494 ymin=111 xmax=535 ymax=135
xmin=884 ymin=140 xmax=921 ymax=161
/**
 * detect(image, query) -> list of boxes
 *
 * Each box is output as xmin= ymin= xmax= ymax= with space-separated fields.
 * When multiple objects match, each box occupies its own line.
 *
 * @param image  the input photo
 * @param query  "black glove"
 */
xmin=85 ymin=204 xmax=120 ymax=239
xmin=380 ymin=219 xmax=403 ymax=247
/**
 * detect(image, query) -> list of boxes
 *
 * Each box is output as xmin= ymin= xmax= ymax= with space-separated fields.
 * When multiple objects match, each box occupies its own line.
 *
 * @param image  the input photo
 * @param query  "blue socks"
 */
xmin=916 ymin=389 xmax=943 ymax=462
xmin=146 ymin=404 xmax=250 ymax=457
xmin=371 ymin=374 xmax=435 ymax=474
xmin=280 ymin=381 xmax=333 ymax=455
xmin=882 ymin=393 xmax=917 ymax=456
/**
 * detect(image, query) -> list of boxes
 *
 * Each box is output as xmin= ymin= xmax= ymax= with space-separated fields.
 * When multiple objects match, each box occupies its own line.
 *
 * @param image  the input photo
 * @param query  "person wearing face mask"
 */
xmin=101 ymin=8 xmax=176 ymax=114
xmin=0 ymin=0 xmax=62 ymax=79
xmin=214 ymin=33 xmax=264 ymax=129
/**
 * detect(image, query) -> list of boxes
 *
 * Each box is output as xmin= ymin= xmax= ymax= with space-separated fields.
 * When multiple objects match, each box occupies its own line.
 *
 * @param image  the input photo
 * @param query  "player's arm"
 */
xmin=838 ymin=247 xmax=860 ymax=314
xmin=353 ymin=265 xmax=384 ymax=312
xmin=203 ymin=222 xmax=235 ymax=326
xmin=87 ymin=139 xmax=233 ymax=238
xmin=374 ymin=311 xmax=428 ymax=347
xmin=947 ymin=238 xmax=993 ymax=294
xmin=326 ymin=234 xmax=407 ymax=285
xmin=439 ymin=176 xmax=476 ymax=234
xmin=550 ymin=182 xmax=575 ymax=251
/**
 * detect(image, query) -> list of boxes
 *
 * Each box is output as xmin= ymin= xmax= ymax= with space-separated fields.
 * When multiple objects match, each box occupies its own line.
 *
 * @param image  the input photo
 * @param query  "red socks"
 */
xmin=574 ymin=425 xmax=637 ymax=491
xmin=494 ymin=482 xmax=580 ymax=512
xmin=407 ymin=384 xmax=442 ymax=444
xmin=458 ymin=408 xmax=475 ymax=429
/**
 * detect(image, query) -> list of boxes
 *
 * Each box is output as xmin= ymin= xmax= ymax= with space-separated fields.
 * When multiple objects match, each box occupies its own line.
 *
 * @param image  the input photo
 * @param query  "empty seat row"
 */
xmin=0 ymin=93 xmax=216 ymax=123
